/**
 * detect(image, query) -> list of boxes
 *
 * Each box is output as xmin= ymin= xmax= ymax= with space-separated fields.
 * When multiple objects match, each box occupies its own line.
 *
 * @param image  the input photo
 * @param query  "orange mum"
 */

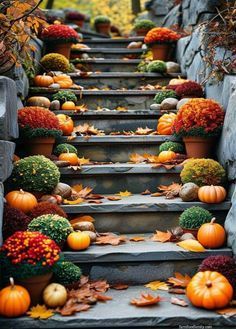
xmin=144 ymin=27 xmax=181 ymax=44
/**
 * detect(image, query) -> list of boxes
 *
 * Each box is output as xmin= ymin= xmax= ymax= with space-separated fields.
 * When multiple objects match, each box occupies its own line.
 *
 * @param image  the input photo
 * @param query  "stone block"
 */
xmin=0 ymin=76 xmax=19 ymax=140
xmin=3 ymin=64 xmax=29 ymax=99
xmin=225 ymin=186 xmax=236 ymax=254
xmin=162 ymin=4 xmax=181 ymax=27
xmin=0 ymin=140 xmax=15 ymax=182
xmin=182 ymin=0 xmax=220 ymax=26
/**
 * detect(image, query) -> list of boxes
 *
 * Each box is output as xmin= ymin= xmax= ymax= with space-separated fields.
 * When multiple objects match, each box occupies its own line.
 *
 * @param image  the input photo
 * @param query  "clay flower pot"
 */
xmin=136 ymin=28 xmax=150 ymax=36
xmin=27 ymin=137 xmax=55 ymax=157
xmin=95 ymin=23 xmax=111 ymax=36
xmin=150 ymin=43 xmax=173 ymax=61
xmin=183 ymin=136 xmax=214 ymax=158
xmin=46 ymin=42 xmax=73 ymax=59
xmin=17 ymin=272 xmax=52 ymax=306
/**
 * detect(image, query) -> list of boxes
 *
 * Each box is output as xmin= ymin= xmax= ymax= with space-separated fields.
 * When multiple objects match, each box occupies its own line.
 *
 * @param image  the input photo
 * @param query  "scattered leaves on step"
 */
xmin=111 ymin=283 xmax=129 ymax=290
xmin=129 ymin=236 xmax=145 ymax=242
xmin=141 ymin=189 xmax=151 ymax=195
xmin=177 ymin=239 xmax=205 ymax=252
xmin=75 ymin=104 xmax=88 ymax=113
xmin=167 ymin=272 xmax=191 ymax=288
xmin=130 ymin=293 xmax=162 ymax=307
xmin=116 ymin=190 xmax=132 ymax=197
xmin=168 ymin=287 xmax=186 ymax=295
xmin=151 ymin=230 xmax=172 ymax=243
xmin=96 ymin=233 xmax=127 ymax=246
xmin=27 ymin=305 xmax=54 ymax=319
xmin=152 ymin=183 xmax=182 ymax=199
xmin=129 ymin=153 xmax=146 ymax=163
xmin=74 ymin=123 xmax=105 ymax=136
xmin=94 ymin=293 xmax=113 ymax=302
xmin=145 ymin=281 xmax=169 ymax=291
xmin=217 ymin=308 xmax=236 ymax=317
xmin=107 ymin=195 xmax=122 ymax=201
xmin=63 ymin=197 xmax=84 ymax=205
xmin=135 ymin=127 xmax=154 ymax=135
xmin=171 ymin=297 xmax=188 ymax=307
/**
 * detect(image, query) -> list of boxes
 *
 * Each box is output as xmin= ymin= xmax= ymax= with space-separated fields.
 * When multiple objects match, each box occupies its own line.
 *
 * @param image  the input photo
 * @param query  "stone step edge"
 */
xmin=83 ymin=37 xmax=144 ymax=43
xmin=53 ymin=109 xmax=167 ymax=117
xmin=71 ymin=59 xmax=141 ymax=64
xmin=71 ymin=48 xmax=144 ymax=53
xmin=68 ymin=72 xmax=183 ymax=78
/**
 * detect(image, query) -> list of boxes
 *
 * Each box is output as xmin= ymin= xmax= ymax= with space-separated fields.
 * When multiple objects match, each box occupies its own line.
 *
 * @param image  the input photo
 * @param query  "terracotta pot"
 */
xmin=150 ymin=43 xmax=172 ymax=61
xmin=17 ymin=272 xmax=52 ymax=306
xmin=46 ymin=42 xmax=72 ymax=59
xmin=136 ymin=28 xmax=149 ymax=36
xmin=183 ymin=136 xmax=214 ymax=158
xmin=95 ymin=23 xmax=111 ymax=36
xmin=182 ymin=228 xmax=199 ymax=239
xmin=27 ymin=137 xmax=55 ymax=157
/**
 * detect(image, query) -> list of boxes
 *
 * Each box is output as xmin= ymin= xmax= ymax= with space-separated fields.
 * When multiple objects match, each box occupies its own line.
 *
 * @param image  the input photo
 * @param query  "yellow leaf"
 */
xmin=116 ymin=190 xmax=132 ymax=197
xmin=177 ymin=239 xmax=205 ymax=252
xmin=78 ymin=157 xmax=91 ymax=165
xmin=27 ymin=304 xmax=54 ymax=319
xmin=145 ymin=281 xmax=169 ymax=291
xmin=72 ymin=184 xmax=83 ymax=192
xmin=63 ymin=197 xmax=84 ymax=205
xmin=116 ymin=106 xmax=128 ymax=112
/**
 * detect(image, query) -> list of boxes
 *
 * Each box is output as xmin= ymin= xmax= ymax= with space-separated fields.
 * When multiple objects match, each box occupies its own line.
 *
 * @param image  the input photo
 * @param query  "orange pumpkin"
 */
xmin=0 ymin=278 xmax=31 ymax=317
xmin=158 ymin=150 xmax=176 ymax=163
xmin=169 ymin=77 xmax=188 ymax=86
xmin=186 ymin=271 xmax=233 ymax=309
xmin=198 ymin=185 xmax=226 ymax=204
xmin=56 ymin=114 xmax=74 ymax=135
xmin=67 ymin=231 xmax=90 ymax=250
xmin=157 ymin=113 xmax=176 ymax=135
xmin=61 ymin=101 xmax=76 ymax=111
xmin=59 ymin=152 xmax=78 ymax=165
xmin=34 ymin=75 xmax=54 ymax=87
xmin=53 ymin=75 xmax=73 ymax=89
xmin=197 ymin=217 xmax=226 ymax=248
xmin=5 ymin=189 xmax=38 ymax=213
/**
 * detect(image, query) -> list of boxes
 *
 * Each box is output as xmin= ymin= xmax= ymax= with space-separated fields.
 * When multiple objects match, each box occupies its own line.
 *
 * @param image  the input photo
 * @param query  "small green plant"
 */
xmin=137 ymin=60 xmax=149 ymax=73
xmin=54 ymin=143 xmax=78 ymax=156
xmin=94 ymin=15 xmax=111 ymax=25
xmin=159 ymin=141 xmax=184 ymax=153
xmin=154 ymin=90 xmax=178 ymax=104
xmin=147 ymin=60 xmax=167 ymax=73
xmin=179 ymin=206 xmax=212 ymax=229
xmin=40 ymin=53 xmax=70 ymax=72
xmin=134 ymin=19 xmax=155 ymax=31
xmin=53 ymin=261 xmax=82 ymax=286
xmin=12 ymin=155 xmax=60 ymax=193
xmin=28 ymin=214 xmax=73 ymax=247
xmin=52 ymin=91 xmax=77 ymax=104
xmin=181 ymin=159 xmax=226 ymax=187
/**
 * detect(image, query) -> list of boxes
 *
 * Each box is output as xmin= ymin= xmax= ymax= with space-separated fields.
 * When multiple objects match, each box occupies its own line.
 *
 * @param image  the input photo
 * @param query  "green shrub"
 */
xmin=134 ymin=19 xmax=155 ymax=31
xmin=94 ymin=15 xmax=111 ymax=25
xmin=179 ymin=206 xmax=212 ymax=229
xmin=154 ymin=90 xmax=178 ymax=104
xmin=52 ymin=90 xmax=77 ymax=104
xmin=159 ymin=141 xmax=184 ymax=153
xmin=53 ymin=261 xmax=82 ymax=286
xmin=137 ymin=60 xmax=149 ymax=73
xmin=12 ymin=155 xmax=60 ymax=193
xmin=40 ymin=53 xmax=70 ymax=72
xmin=181 ymin=159 xmax=226 ymax=187
xmin=147 ymin=60 xmax=167 ymax=73
xmin=54 ymin=143 xmax=78 ymax=156
xmin=28 ymin=214 xmax=73 ymax=246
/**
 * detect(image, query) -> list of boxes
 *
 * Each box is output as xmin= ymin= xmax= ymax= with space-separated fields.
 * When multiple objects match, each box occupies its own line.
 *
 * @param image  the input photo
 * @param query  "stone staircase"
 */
xmin=2 ymin=37 xmax=235 ymax=328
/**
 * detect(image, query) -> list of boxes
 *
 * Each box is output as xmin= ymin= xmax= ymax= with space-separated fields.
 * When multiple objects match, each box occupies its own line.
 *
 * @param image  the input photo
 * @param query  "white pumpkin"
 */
xmin=43 ymin=283 xmax=67 ymax=308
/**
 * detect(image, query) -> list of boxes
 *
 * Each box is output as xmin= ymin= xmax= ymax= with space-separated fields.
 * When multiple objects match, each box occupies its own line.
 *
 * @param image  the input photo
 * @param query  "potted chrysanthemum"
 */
xmin=133 ymin=19 xmax=156 ymax=36
xmin=94 ymin=16 xmax=111 ymax=36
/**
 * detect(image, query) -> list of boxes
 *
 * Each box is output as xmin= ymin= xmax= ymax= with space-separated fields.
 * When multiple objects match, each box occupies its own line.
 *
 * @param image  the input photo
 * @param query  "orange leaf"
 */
xmin=94 ymin=293 xmax=113 ymax=302
xmin=167 ymin=272 xmax=191 ymax=288
xmin=72 ymin=184 xmax=83 ymax=193
xmin=111 ymin=284 xmax=129 ymax=290
xmin=151 ymin=230 xmax=172 ymax=243
xmin=96 ymin=233 xmax=127 ymax=246
xmin=129 ymin=153 xmax=146 ymax=163
xmin=141 ymin=189 xmax=151 ymax=195
xmin=77 ymin=186 xmax=93 ymax=198
xmin=130 ymin=236 xmax=145 ymax=242
xmin=217 ymin=308 xmax=236 ymax=316
xmin=130 ymin=293 xmax=162 ymax=307
xmin=107 ymin=196 xmax=122 ymax=201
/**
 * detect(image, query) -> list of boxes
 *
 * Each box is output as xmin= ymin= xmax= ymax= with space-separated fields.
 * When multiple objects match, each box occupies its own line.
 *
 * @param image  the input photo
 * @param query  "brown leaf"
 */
xmin=74 ymin=123 xmax=104 ymax=136
xmin=77 ymin=186 xmax=93 ymax=198
xmin=88 ymin=200 xmax=103 ymax=204
xmin=90 ymin=280 xmax=110 ymax=292
xmin=171 ymin=297 xmax=188 ymax=307
xmin=151 ymin=230 xmax=172 ymax=243
xmin=107 ymin=196 xmax=122 ymax=201
xmin=71 ymin=184 xmax=83 ymax=193
xmin=59 ymin=303 xmax=90 ymax=316
xmin=167 ymin=272 xmax=191 ymax=288
xmin=94 ymin=293 xmax=113 ymax=302
xmin=141 ymin=189 xmax=151 ymax=195
xmin=217 ymin=308 xmax=236 ymax=317
xmin=75 ymin=104 xmax=88 ymax=113
xmin=96 ymin=233 xmax=127 ymax=246
xmin=130 ymin=293 xmax=162 ymax=307
xmin=135 ymin=127 xmax=154 ymax=135
xmin=168 ymin=288 xmax=186 ymax=295
xmin=129 ymin=153 xmax=146 ymax=163
xmin=85 ymin=194 xmax=104 ymax=200
xmin=152 ymin=183 xmax=182 ymax=199
xmin=111 ymin=284 xmax=129 ymax=290
xmin=130 ymin=236 xmax=145 ymax=242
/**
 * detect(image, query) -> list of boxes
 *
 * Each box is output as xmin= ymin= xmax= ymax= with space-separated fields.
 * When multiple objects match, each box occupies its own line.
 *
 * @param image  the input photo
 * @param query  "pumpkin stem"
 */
xmin=19 ymin=189 xmax=25 ymax=194
xmin=10 ymin=277 xmax=15 ymax=289
xmin=210 ymin=217 xmax=216 ymax=224
xmin=205 ymin=281 xmax=212 ymax=288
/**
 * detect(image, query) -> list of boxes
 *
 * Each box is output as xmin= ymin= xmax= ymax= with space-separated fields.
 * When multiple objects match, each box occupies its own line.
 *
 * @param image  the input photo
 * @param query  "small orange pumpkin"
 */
xmin=67 ymin=231 xmax=90 ymax=250
xmin=186 ymin=271 xmax=233 ymax=309
xmin=56 ymin=114 xmax=74 ymax=135
xmin=53 ymin=75 xmax=73 ymax=89
xmin=197 ymin=217 xmax=226 ymax=248
xmin=61 ymin=101 xmax=76 ymax=111
xmin=0 ymin=278 xmax=31 ymax=317
xmin=169 ymin=77 xmax=188 ymax=86
xmin=59 ymin=152 xmax=78 ymax=165
xmin=198 ymin=185 xmax=226 ymax=204
xmin=158 ymin=150 xmax=176 ymax=163
xmin=157 ymin=113 xmax=176 ymax=135
xmin=34 ymin=75 xmax=54 ymax=87
xmin=5 ymin=189 xmax=38 ymax=213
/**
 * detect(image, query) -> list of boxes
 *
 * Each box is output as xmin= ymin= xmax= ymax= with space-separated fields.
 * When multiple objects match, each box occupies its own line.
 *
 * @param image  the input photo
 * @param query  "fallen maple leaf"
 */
xmin=141 ymin=189 xmax=151 ymax=195
xmin=96 ymin=233 xmax=127 ymax=246
xmin=167 ymin=272 xmax=191 ymax=288
xmin=111 ymin=283 xmax=129 ymax=290
xmin=171 ymin=297 xmax=188 ymax=307
xmin=217 ymin=308 xmax=236 ymax=316
xmin=116 ymin=190 xmax=132 ymax=197
xmin=129 ymin=153 xmax=146 ymax=163
xmin=78 ymin=157 xmax=91 ymax=165
xmin=59 ymin=303 xmax=90 ymax=316
xmin=86 ymin=194 xmax=104 ymax=200
xmin=152 ymin=183 xmax=182 ymax=199
xmin=177 ymin=239 xmax=205 ymax=252
xmin=74 ymin=123 xmax=104 ymax=136
xmin=135 ymin=127 xmax=154 ymax=135
xmin=63 ymin=197 xmax=84 ymax=205
xmin=75 ymin=104 xmax=88 ymax=113
xmin=130 ymin=293 xmax=162 ymax=307
xmin=129 ymin=236 xmax=145 ymax=242
xmin=151 ymin=230 xmax=172 ymax=243
xmin=77 ymin=186 xmax=93 ymax=198
xmin=72 ymin=184 xmax=83 ymax=193
xmin=145 ymin=281 xmax=169 ymax=291
xmin=116 ymin=106 xmax=128 ymax=112
xmin=107 ymin=196 xmax=122 ymax=201
xmin=94 ymin=293 xmax=113 ymax=302
xmin=27 ymin=305 xmax=54 ymax=319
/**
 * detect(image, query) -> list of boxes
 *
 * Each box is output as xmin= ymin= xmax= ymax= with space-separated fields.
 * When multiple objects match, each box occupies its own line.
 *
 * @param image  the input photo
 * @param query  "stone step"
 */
xmin=1 ymin=286 xmax=235 ymax=328
xmin=58 ymin=135 xmax=178 ymax=162
xmin=69 ymin=72 xmax=180 ymax=89
xmin=70 ymin=48 xmax=144 ymax=59
xmin=82 ymin=37 xmax=144 ymax=48
xmin=30 ymin=88 xmax=159 ymax=111
xmin=0 ymin=140 xmax=15 ymax=182
xmin=80 ymin=28 xmax=110 ymax=39
xmin=60 ymin=164 xmax=182 ymax=194
xmin=71 ymin=58 xmax=141 ymax=72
